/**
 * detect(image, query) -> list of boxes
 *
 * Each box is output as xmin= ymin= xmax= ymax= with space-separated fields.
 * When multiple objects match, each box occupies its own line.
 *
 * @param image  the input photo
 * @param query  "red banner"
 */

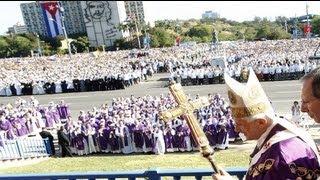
xmin=304 ymin=24 xmax=312 ymax=34
xmin=175 ymin=36 xmax=181 ymax=46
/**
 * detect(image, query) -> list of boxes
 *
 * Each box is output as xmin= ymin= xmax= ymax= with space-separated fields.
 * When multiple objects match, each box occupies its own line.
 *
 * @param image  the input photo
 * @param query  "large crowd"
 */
xmin=1 ymin=38 xmax=319 ymax=96
xmin=169 ymin=38 xmax=320 ymax=85
xmin=0 ymin=93 xmax=238 ymax=155
xmin=0 ymin=44 xmax=207 ymax=96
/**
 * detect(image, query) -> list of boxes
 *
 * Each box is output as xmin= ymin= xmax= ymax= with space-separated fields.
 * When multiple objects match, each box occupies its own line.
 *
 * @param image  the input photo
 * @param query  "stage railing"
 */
xmin=0 ymin=168 xmax=247 ymax=179
xmin=0 ymin=137 xmax=49 ymax=161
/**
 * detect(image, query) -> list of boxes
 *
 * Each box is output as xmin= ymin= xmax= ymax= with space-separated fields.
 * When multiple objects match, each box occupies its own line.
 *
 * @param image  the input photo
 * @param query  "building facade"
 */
xmin=124 ymin=1 xmax=145 ymax=25
xmin=201 ymin=11 xmax=219 ymax=20
xmin=7 ymin=23 xmax=28 ymax=35
xmin=59 ymin=1 xmax=86 ymax=35
xmin=20 ymin=2 xmax=47 ymax=36
xmin=20 ymin=1 xmax=86 ymax=37
xmin=80 ymin=1 xmax=129 ymax=47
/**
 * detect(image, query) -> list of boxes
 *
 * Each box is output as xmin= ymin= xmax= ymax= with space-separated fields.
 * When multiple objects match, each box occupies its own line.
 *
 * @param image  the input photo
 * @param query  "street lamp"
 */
xmin=49 ymin=4 xmax=72 ymax=59
xmin=35 ymin=33 xmax=42 ymax=57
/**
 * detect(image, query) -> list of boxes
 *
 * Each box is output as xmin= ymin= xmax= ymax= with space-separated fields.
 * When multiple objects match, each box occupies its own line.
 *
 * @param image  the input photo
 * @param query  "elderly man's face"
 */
xmin=301 ymin=78 xmax=320 ymax=123
xmin=234 ymin=118 xmax=267 ymax=140
xmin=88 ymin=2 xmax=105 ymax=19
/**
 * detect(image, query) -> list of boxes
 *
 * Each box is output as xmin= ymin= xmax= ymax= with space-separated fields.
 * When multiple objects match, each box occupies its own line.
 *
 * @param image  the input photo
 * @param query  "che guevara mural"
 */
xmin=81 ymin=1 xmax=126 ymax=47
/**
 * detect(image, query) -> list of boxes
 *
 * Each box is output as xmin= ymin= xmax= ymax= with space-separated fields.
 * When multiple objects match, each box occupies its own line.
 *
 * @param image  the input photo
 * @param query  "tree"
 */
xmin=185 ymin=24 xmax=212 ymax=42
xmin=6 ymin=35 xmax=36 ymax=57
xmin=149 ymin=27 xmax=174 ymax=47
xmin=0 ymin=37 xmax=9 ymax=57
xmin=113 ymin=38 xmax=132 ymax=50
xmin=71 ymin=36 xmax=89 ymax=53
xmin=244 ymin=27 xmax=258 ymax=41
xmin=311 ymin=15 xmax=320 ymax=35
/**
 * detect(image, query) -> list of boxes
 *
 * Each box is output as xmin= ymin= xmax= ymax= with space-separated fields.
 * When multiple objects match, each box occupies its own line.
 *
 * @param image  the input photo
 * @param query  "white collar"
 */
xmin=255 ymin=121 xmax=277 ymax=149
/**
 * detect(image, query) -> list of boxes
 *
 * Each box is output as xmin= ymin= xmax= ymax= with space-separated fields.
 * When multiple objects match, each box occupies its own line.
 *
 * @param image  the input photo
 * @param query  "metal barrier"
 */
xmin=0 ymin=168 xmax=247 ymax=179
xmin=0 ymin=137 xmax=49 ymax=160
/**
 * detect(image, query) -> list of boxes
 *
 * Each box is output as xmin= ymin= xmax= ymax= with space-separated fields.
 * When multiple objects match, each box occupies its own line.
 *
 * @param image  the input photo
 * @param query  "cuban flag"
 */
xmin=39 ymin=1 xmax=63 ymax=38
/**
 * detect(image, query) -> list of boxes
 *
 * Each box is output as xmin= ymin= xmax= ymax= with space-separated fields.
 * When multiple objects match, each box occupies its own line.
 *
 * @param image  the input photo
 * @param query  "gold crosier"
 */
xmin=159 ymin=81 xmax=222 ymax=174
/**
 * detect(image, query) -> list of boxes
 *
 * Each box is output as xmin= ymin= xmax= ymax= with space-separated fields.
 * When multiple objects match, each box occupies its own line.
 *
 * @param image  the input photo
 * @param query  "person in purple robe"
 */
xmin=226 ymin=113 xmax=239 ymax=142
xmin=0 ymin=114 xmax=15 ymax=140
xmin=215 ymin=117 xmax=229 ymax=150
xmin=180 ymin=120 xmax=192 ymax=152
xmin=142 ymin=121 xmax=154 ymax=153
xmin=40 ymin=107 xmax=55 ymax=128
xmin=72 ymin=126 xmax=86 ymax=155
xmin=108 ymin=123 xmax=120 ymax=153
xmin=132 ymin=120 xmax=144 ymax=152
xmin=203 ymin=116 xmax=217 ymax=148
xmin=56 ymin=100 xmax=70 ymax=123
xmin=48 ymin=103 xmax=61 ymax=125
xmin=163 ymin=123 xmax=175 ymax=152
xmin=12 ymin=117 xmax=28 ymax=137
xmin=97 ymin=120 xmax=109 ymax=153
xmin=213 ymin=68 xmax=320 ymax=180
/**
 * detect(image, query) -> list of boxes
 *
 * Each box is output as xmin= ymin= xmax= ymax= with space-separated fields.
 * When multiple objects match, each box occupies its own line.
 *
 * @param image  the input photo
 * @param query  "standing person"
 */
xmin=291 ymin=101 xmax=301 ymax=126
xmin=213 ymin=68 xmax=320 ymax=180
xmin=300 ymin=67 xmax=320 ymax=123
xmin=57 ymin=126 xmax=73 ymax=157
xmin=39 ymin=127 xmax=55 ymax=156
xmin=152 ymin=125 xmax=165 ymax=155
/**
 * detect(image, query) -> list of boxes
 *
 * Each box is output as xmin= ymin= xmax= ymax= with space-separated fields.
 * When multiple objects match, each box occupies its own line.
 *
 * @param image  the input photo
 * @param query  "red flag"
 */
xmin=304 ymin=24 xmax=312 ymax=34
xmin=176 ymin=36 xmax=181 ymax=46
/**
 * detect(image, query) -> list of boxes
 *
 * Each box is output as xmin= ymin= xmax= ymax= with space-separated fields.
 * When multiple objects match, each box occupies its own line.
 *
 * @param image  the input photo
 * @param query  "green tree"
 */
xmin=7 ymin=35 xmax=36 ymax=57
xmin=149 ymin=27 xmax=174 ymax=47
xmin=0 ymin=37 xmax=9 ymax=58
xmin=113 ymin=38 xmax=132 ymax=50
xmin=186 ymin=24 xmax=212 ymax=38
xmin=71 ymin=36 xmax=89 ymax=53
xmin=311 ymin=15 xmax=320 ymax=35
xmin=244 ymin=27 xmax=258 ymax=41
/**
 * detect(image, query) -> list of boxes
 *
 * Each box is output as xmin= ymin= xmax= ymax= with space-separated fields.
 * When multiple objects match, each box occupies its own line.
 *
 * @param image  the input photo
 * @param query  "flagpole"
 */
xmin=57 ymin=1 xmax=72 ymax=59
xmin=306 ymin=2 xmax=310 ymax=40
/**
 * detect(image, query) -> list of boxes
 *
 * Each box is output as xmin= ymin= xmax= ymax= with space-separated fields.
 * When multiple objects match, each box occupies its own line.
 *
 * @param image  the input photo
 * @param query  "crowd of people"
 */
xmin=2 ymin=38 xmax=319 ymax=97
xmin=169 ymin=38 xmax=320 ymax=85
xmin=0 ymin=93 xmax=239 ymax=156
xmin=0 ymin=52 xmax=158 ymax=96
xmin=62 ymin=93 xmax=238 ymax=156
xmin=0 ymin=44 xmax=211 ymax=97
xmin=0 ymin=97 xmax=70 ymax=143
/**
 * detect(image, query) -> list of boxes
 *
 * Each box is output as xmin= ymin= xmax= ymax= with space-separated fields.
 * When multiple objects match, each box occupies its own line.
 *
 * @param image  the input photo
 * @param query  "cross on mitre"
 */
xmin=224 ymin=67 xmax=275 ymax=119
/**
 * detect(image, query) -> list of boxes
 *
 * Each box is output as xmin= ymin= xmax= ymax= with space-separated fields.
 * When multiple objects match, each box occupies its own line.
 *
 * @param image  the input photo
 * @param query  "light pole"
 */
xmin=306 ymin=2 xmax=311 ymax=39
xmin=128 ymin=2 xmax=141 ymax=49
xmin=133 ymin=16 xmax=141 ymax=49
xmin=36 ymin=33 xmax=42 ymax=57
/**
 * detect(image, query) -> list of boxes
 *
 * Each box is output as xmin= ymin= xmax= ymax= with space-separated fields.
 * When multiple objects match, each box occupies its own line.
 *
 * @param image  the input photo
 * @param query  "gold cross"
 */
xmin=159 ymin=81 xmax=221 ymax=173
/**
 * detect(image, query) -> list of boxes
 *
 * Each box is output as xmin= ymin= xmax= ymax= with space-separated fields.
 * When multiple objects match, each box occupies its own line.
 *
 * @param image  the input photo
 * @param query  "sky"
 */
xmin=0 ymin=1 xmax=319 ymax=35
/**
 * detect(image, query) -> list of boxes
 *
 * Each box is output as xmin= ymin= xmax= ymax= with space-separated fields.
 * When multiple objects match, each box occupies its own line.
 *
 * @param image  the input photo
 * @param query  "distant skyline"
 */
xmin=0 ymin=1 xmax=319 ymax=35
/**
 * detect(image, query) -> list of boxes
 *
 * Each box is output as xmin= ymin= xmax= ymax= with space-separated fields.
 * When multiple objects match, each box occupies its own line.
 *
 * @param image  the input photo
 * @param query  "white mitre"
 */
xmin=224 ymin=67 xmax=275 ymax=120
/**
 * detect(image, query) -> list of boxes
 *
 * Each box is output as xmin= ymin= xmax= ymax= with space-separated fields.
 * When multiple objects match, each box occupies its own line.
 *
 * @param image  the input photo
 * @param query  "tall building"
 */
xmin=20 ymin=1 xmax=86 ymax=37
xmin=7 ymin=23 xmax=28 ymax=35
xmin=58 ymin=1 xmax=86 ymax=35
xmin=124 ymin=1 xmax=145 ymax=25
xmin=202 ymin=11 xmax=219 ymax=20
xmin=20 ymin=2 xmax=47 ymax=36
xmin=80 ymin=1 xmax=129 ymax=47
